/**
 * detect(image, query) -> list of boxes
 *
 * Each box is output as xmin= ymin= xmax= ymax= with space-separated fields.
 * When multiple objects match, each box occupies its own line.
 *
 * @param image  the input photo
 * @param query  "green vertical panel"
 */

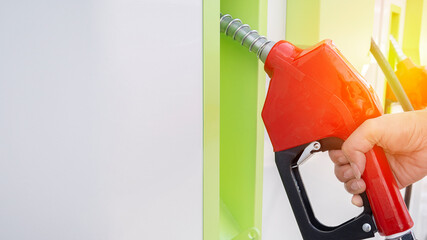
xmin=384 ymin=5 xmax=401 ymax=113
xmin=388 ymin=5 xmax=401 ymax=70
xmin=286 ymin=0 xmax=320 ymax=48
xmin=402 ymin=0 xmax=424 ymax=65
xmin=318 ymin=0 xmax=375 ymax=71
xmin=286 ymin=0 xmax=375 ymax=71
xmin=254 ymin=4 xmax=268 ymax=231
xmin=420 ymin=0 xmax=427 ymax=64
xmin=203 ymin=0 xmax=220 ymax=239
xmin=219 ymin=0 xmax=267 ymax=239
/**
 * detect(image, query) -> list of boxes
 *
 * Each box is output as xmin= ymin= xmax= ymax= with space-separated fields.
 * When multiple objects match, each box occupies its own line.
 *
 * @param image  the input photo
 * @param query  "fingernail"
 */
xmin=351 ymin=181 xmax=362 ymax=191
xmin=352 ymin=196 xmax=363 ymax=207
xmin=351 ymin=197 xmax=357 ymax=206
xmin=350 ymin=163 xmax=361 ymax=179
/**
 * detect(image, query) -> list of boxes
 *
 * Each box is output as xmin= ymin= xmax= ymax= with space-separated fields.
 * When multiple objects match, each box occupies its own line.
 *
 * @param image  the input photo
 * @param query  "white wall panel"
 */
xmin=0 ymin=0 xmax=202 ymax=239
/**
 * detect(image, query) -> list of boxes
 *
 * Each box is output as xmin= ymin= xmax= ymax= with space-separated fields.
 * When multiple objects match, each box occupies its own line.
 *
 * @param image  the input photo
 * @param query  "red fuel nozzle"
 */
xmin=220 ymin=14 xmax=415 ymax=240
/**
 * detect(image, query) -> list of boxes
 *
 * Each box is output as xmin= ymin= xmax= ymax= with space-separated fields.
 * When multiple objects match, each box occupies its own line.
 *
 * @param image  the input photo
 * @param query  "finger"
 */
xmin=342 ymin=119 xmax=383 ymax=179
xmin=334 ymin=164 xmax=356 ymax=182
xmin=344 ymin=178 xmax=366 ymax=195
xmin=351 ymin=194 xmax=363 ymax=207
xmin=329 ymin=150 xmax=349 ymax=166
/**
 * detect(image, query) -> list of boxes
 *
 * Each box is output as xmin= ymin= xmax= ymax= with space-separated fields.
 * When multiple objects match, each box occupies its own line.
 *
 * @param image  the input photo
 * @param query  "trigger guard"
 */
xmin=275 ymin=142 xmax=377 ymax=240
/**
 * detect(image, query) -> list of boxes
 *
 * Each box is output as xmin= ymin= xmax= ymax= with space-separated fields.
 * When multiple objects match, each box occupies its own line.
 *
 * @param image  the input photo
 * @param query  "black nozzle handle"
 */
xmin=275 ymin=140 xmax=377 ymax=240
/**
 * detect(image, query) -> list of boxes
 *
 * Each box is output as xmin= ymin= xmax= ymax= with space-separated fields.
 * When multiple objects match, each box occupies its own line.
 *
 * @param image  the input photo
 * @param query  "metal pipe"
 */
xmin=370 ymin=37 xmax=414 ymax=209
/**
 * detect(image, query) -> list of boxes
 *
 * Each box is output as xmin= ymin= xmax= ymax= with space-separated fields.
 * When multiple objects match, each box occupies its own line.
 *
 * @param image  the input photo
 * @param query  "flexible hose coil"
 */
xmin=220 ymin=13 xmax=275 ymax=63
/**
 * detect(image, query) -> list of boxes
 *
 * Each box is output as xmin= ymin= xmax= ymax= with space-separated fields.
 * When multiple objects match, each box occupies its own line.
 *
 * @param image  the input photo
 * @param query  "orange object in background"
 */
xmin=386 ymin=36 xmax=427 ymax=110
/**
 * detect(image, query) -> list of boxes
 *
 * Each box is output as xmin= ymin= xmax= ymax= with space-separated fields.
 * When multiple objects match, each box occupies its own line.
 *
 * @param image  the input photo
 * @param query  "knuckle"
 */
xmin=340 ymin=144 xmax=353 ymax=159
xmin=334 ymin=166 xmax=343 ymax=181
xmin=363 ymin=118 xmax=377 ymax=129
xmin=344 ymin=182 xmax=352 ymax=193
xmin=344 ymin=179 xmax=364 ymax=194
xmin=363 ymin=118 xmax=379 ymax=137
xmin=335 ymin=165 xmax=351 ymax=182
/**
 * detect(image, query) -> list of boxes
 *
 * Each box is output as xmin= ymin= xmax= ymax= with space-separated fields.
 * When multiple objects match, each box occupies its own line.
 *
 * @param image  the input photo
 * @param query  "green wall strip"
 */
xmin=286 ymin=0 xmax=320 ymax=48
xmin=203 ymin=0 xmax=267 ymax=238
xmin=254 ymin=4 xmax=269 ymax=231
xmin=286 ymin=0 xmax=375 ymax=71
xmin=219 ymin=0 xmax=268 ymax=239
xmin=402 ymin=0 xmax=424 ymax=65
xmin=203 ymin=0 xmax=220 ymax=239
xmin=388 ymin=5 xmax=402 ymax=70
xmin=421 ymin=1 xmax=427 ymax=64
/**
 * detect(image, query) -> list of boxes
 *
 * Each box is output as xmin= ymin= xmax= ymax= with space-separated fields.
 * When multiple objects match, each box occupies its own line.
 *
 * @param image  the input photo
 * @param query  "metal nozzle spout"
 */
xmin=220 ymin=13 xmax=275 ymax=63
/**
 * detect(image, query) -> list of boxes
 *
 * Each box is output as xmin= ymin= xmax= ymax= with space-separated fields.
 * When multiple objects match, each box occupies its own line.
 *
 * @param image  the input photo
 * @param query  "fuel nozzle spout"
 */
xmin=220 ymin=13 xmax=275 ymax=63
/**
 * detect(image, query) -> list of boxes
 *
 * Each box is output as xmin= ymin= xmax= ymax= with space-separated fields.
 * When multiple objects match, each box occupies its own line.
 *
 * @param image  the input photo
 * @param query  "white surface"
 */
xmin=412 ymin=178 xmax=427 ymax=240
xmin=266 ymin=0 xmax=287 ymax=43
xmin=0 ymin=1 xmax=202 ymax=239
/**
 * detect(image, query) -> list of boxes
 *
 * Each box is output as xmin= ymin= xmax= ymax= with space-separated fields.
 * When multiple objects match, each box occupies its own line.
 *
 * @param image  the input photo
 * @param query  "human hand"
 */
xmin=329 ymin=110 xmax=427 ymax=206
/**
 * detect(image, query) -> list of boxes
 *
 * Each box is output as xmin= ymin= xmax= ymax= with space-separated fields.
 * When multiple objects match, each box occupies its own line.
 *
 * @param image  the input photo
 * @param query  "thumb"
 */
xmin=341 ymin=119 xmax=382 ymax=179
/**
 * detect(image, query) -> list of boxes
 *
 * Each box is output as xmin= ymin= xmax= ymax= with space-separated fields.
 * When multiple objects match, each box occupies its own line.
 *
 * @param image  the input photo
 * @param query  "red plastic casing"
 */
xmin=262 ymin=40 xmax=413 ymax=236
